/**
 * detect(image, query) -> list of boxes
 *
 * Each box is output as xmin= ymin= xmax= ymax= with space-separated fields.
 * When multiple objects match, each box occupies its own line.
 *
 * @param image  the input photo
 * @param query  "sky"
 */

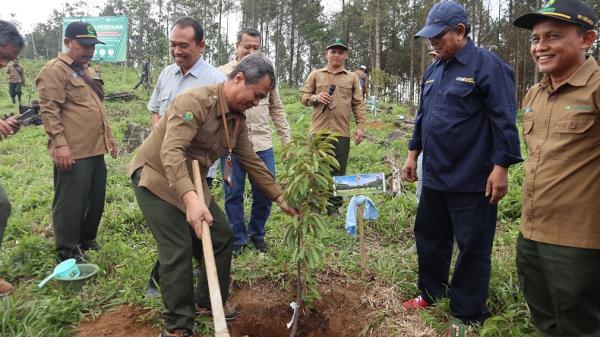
xmin=1 ymin=0 xmax=343 ymax=35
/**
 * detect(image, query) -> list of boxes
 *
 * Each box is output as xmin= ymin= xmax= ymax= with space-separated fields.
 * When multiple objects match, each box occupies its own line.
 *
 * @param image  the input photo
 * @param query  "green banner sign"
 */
xmin=63 ymin=16 xmax=129 ymax=63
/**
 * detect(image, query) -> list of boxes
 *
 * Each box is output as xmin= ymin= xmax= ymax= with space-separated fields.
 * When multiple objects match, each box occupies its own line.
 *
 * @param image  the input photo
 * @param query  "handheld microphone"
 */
xmin=320 ymin=84 xmax=336 ymax=114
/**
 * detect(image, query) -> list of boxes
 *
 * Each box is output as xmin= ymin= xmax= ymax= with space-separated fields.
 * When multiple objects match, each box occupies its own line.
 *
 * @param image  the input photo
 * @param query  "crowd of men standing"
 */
xmin=0 ymin=0 xmax=599 ymax=336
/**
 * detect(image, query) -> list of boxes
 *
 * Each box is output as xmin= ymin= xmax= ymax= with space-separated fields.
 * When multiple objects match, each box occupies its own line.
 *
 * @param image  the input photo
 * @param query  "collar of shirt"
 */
xmin=539 ymin=56 xmax=598 ymax=92
xmin=437 ymin=39 xmax=476 ymax=67
xmin=58 ymin=53 xmax=76 ymax=66
xmin=176 ymin=56 xmax=206 ymax=78
xmin=324 ymin=66 xmax=349 ymax=75
xmin=216 ymin=82 xmax=230 ymax=117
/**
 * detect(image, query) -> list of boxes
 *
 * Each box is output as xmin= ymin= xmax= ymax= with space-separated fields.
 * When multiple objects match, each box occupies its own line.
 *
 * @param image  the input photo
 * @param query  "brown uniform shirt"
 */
xmin=521 ymin=57 xmax=600 ymax=249
xmin=36 ymin=53 xmax=114 ymax=160
xmin=127 ymin=83 xmax=283 ymax=212
xmin=300 ymin=67 xmax=366 ymax=137
xmin=6 ymin=63 xmax=24 ymax=84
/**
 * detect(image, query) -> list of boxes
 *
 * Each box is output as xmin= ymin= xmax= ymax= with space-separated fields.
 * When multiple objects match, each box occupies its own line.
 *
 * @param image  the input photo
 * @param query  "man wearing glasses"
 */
xmin=401 ymin=1 xmax=522 ymax=333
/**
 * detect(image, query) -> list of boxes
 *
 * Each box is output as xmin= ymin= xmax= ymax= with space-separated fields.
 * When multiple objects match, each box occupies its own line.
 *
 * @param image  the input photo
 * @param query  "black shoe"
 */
xmin=232 ymin=244 xmax=246 ymax=257
xmin=251 ymin=238 xmax=268 ymax=253
xmin=80 ymin=240 xmax=101 ymax=251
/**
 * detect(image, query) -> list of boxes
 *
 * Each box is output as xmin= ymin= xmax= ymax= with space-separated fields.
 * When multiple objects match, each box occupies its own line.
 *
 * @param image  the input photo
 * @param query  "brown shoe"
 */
xmin=195 ymin=302 xmax=239 ymax=321
xmin=0 ymin=278 xmax=14 ymax=297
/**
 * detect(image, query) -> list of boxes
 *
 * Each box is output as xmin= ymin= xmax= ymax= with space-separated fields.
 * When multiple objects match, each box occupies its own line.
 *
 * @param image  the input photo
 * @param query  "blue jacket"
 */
xmin=409 ymin=39 xmax=522 ymax=192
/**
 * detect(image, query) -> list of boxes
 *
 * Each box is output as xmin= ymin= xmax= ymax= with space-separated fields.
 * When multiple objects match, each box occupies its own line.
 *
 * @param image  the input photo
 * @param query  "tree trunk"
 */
xmin=409 ymin=0 xmax=416 ymax=115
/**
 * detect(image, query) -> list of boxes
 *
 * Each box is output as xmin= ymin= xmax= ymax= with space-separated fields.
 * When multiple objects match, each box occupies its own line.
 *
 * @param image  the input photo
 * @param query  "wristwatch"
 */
xmin=311 ymin=94 xmax=318 ymax=105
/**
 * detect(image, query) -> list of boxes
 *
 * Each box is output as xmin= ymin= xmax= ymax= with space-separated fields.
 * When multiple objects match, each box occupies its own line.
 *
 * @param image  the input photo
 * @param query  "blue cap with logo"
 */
xmin=415 ymin=1 xmax=469 ymax=39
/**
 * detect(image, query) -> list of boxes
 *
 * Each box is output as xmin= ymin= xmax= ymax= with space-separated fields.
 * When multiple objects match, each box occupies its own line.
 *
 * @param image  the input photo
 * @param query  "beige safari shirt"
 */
xmin=521 ymin=57 xmax=600 ymax=249
xmin=219 ymin=60 xmax=291 ymax=152
xmin=6 ymin=63 xmax=24 ymax=84
xmin=127 ymin=83 xmax=283 ymax=212
xmin=300 ymin=67 xmax=366 ymax=137
xmin=36 ymin=53 xmax=114 ymax=160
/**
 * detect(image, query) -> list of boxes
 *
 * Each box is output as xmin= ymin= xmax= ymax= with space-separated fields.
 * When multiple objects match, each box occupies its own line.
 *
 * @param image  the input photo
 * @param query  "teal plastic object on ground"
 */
xmin=38 ymin=258 xmax=80 ymax=288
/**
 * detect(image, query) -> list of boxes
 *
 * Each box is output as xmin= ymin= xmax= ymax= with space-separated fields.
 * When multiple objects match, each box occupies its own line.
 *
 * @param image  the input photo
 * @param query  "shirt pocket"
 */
xmin=446 ymin=83 xmax=478 ymax=116
xmin=336 ymin=79 xmax=354 ymax=104
xmin=551 ymin=117 xmax=600 ymax=161
xmin=66 ymin=77 xmax=87 ymax=101
xmin=523 ymin=115 xmax=534 ymax=151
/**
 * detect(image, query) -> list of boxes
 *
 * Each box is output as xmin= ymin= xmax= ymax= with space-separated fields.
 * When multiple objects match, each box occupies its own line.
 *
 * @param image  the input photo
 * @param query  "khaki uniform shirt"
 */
xmin=127 ymin=83 xmax=283 ymax=212
xmin=219 ymin=60 xmax=291 ymax=152
xmin=521 ymin=57 xmax=600 ymax=249
xmin=36 ymin=53 xmax=114 ymax=160
xmin=300 ymin=67 xmax=366 ymax=137
xmin=6 ymin=63 xmax=24 ymax=84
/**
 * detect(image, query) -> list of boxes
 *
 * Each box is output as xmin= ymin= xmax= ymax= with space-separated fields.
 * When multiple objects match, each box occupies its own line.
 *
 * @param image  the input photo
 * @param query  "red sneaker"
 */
xmin=402 ymin=295 xmax=430 ymax=310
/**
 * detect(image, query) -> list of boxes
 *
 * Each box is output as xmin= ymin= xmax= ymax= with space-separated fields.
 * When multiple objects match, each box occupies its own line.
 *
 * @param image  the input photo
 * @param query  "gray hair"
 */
xmin=228 ymin=53 xmax=275 ymax=90
xmin=0 ymin=21 xmax=24 ymax=49
xmin=236 ymin=27 xmax=261 ymax=44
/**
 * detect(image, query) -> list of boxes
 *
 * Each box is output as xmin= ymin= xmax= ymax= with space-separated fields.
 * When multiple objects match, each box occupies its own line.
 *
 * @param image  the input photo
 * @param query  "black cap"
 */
xmin=415 ymin=1 xmax=469 ymax=38
xmin=65 ymin=21 xmax=105 ymax=45
xmin=326 ymin=37 xmax=348 ymax=50
xmin=514 ymin=0 xmax=597 ymax=30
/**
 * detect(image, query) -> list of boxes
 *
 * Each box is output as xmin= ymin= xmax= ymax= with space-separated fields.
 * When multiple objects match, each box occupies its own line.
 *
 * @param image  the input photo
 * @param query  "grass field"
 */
xmin=0 ymin=60 xmax=533 ymax=337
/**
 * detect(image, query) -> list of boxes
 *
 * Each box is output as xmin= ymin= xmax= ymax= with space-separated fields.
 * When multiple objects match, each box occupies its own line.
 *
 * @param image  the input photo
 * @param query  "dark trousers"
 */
xmin=8 ymin=83 xmax=22 ymax=104
xmin=222 ymin=148 xmax=276 ymax=246
xmin=132 ymin=169 xmax=234 ymax=332
xmin=53 ymin=155 xmax=106 ymax=261
xmin=328 ymin=136 xmax=350 ymax=211
xmin=0 ymin=183 xmax=11 ymax=250
xmin=415 ymin=186 xmax=497 ymax=324
xmin=516 ymin=234 xmax=600 ymax=337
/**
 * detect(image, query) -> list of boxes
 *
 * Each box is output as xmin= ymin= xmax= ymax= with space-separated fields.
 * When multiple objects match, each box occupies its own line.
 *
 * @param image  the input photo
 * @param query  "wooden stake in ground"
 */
xmin=357 ymin=204 xmax=366 ymax=278
xmin=192 ymin=160 xmax=230 ymax=337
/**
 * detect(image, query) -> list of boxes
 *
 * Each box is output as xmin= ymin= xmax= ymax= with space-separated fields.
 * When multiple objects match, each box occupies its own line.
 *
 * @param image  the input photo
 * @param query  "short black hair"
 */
xmin=237 ymin=27 xmax=261 ymax=44
xmin=448 ymin=23 xmax=471 ymax=38
xmin=172 ymin=17 xmax=204 ymax=43
xmin=0 ymin=20 xmax=24 ymax=49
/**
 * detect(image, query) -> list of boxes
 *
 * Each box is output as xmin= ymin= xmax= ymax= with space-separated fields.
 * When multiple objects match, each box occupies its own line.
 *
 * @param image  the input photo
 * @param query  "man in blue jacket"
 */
xmin=401 ymin=1 xmax=522 ymax=330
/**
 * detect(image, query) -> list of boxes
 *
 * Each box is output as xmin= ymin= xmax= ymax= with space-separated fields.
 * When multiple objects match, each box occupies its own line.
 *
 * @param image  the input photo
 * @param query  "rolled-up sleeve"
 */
xmin=147 ymin=69 xmax=165 ymax=113
xmin=160 ymin=95 xmax=200 ymax=199
xmin=36 ymin=67 xmax=68 ymax=149
xmin=483 ymin=61 xmax=523 ymax=167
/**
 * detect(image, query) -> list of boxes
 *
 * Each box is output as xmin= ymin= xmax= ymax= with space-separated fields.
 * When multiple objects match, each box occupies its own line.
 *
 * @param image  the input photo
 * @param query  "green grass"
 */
xmin=0 ymin=60 xmax=534 ymax=336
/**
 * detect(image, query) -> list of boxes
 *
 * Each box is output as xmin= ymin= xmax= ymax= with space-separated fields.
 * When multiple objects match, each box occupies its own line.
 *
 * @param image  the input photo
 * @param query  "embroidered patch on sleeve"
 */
xmin=181 ymin=111 xmax=194 ymax=121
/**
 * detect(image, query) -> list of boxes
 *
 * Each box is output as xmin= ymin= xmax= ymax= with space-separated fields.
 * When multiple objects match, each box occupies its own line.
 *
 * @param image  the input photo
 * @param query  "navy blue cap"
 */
xmin=415 ymin=1 xmax=469 ymax=39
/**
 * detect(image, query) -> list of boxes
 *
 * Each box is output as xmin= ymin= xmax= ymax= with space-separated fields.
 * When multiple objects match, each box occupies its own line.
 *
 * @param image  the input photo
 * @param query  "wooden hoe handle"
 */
xmin=192 ymin=160 xmax=230 ymax=337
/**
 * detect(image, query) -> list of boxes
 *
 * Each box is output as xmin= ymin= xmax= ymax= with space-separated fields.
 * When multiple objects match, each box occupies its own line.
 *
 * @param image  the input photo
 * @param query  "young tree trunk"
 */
xmin=409 ymin=0 xmax=416 ymax=116
xmin=289 ymin=234 xmax=303 ymax=337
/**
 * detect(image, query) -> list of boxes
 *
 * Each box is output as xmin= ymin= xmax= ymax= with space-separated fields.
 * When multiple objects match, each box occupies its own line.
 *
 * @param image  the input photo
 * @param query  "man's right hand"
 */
xmin=0 ymin=118 xmax=17 ymax=140
xmin=317 ymin=92 xmax=333 ymax=106
xmin=183 ymin=191 xmax=213 ymax=239
xmin=53 ymin=145 xmax=75 ymax=171
xmin=402 ymin=150 xmax=420 ymax=182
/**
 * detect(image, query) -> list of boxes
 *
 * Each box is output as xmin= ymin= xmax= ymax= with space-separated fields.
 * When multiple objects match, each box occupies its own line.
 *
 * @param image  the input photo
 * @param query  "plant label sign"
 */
xmin=333 ymin=173 xmax=386 ymax=196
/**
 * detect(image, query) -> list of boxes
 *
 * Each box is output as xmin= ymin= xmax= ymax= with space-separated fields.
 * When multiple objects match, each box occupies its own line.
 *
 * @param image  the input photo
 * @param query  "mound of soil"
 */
xmin=76 ymin=281 xmax=366 ymax=337
xmin=228 ymin=282 xmax=365 ymax=337
xmin=76 ymin=305 xmax=158 ymax=337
